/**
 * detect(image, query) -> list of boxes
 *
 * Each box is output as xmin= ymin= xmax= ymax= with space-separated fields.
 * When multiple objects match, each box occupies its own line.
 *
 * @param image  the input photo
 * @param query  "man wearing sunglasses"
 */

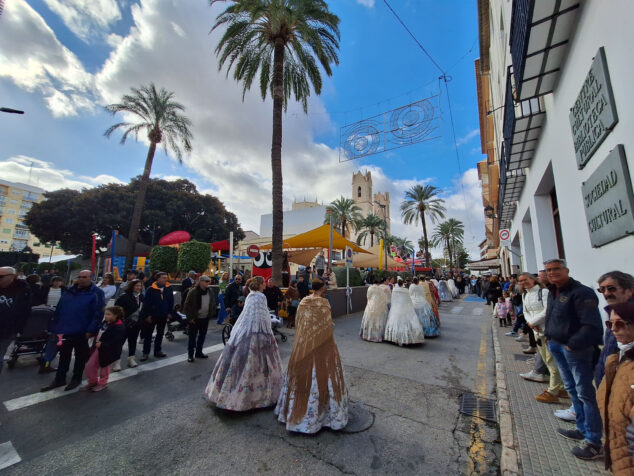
xmin=594 ymin=271 xmax=634 ymax=387
xmin=0 ymin=266 xmax=32 ymax=374
xmin=543 ymin=258 xmax=604 ymax=461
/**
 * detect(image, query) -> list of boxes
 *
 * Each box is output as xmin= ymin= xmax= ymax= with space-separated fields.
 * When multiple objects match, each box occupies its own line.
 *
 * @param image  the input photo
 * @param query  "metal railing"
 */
xmin=510 ymin=0 xmax=534 ymax=98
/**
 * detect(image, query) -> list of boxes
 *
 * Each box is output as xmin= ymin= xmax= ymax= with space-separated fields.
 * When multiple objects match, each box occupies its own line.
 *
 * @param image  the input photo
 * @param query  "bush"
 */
xmin=149 ymin=246 xmax=178 ymax=273
xmin=178 ymin=240 xmax=211 ymax=273
xmin=332 ymin=267 xmax=363 ymax=287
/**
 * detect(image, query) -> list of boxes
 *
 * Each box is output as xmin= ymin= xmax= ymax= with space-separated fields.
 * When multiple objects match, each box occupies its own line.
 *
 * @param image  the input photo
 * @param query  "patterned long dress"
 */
xmin=410 ymin=284 xmax=440 ymax=337
xmin=275 ymin=295 xmax=348 ymax=433
xmin=384 ymin=286 xmax=425 ymax=345
xmin=204 ymin=291 xmax=282 ymax=411
xmin=438 ymin=281 xmax=453 ymax=302
xmin=360 ymin=285 xmax=389 ymax=342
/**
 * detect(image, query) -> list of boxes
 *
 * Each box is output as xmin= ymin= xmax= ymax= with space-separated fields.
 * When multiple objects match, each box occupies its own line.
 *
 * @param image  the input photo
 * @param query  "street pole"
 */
xmin=91 ymin=233 xmax=97 ymax=275
xmin=110 ymin=230 xmax=117 ymax=274
xmin=328 ymin=217 xmax=333 ymax=271
xmin=228 ymin=231 xmax=234 ymax=279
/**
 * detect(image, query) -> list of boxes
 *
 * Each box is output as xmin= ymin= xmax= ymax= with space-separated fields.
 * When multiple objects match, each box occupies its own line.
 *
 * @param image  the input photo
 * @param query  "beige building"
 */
xmin=0 ymin=179 xmax=65 ymax=257
xmin=351 ymin=170 xmax=391 ymax=241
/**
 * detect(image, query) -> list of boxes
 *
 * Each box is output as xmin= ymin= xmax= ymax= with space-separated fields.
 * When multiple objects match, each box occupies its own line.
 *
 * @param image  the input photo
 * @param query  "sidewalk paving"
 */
xmin=493 ymin=322 xmax=609 ymax=476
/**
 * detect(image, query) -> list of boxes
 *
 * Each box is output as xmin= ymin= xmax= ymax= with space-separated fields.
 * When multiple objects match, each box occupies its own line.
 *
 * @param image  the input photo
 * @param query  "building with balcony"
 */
xmin=0 ymin=179 xmax=66 ymax=258
xmin=476 ymin=0 xmax=634 ymax=285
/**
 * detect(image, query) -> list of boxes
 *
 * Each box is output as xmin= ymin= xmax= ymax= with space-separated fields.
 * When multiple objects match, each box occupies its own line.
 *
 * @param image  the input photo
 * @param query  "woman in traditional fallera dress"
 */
xmin=360 ymin=280 xmax=389 ymax=342
xmin=384 ymin=279 xmax=425 ymax=345
xmin=447 ymin=277 xmax=460 ymax=298
xmin=275 ymin=279 xmax=348 ymax=433
xmin=380 ymin=279 xmax=392 ymax=310
xmin=409 ymin=278 xmax=440 ymax=337
xmin=204 ymin=276 xmax=282 ymax=411
xmin=437 ymin=279 xmax=453 ymax=302
xmin=420 ymin=278 xmax=440 ymax=324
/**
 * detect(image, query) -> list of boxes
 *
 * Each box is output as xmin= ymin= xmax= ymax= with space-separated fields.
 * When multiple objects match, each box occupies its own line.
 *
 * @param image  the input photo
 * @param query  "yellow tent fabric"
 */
xmin=335 ymin=243 xmax=407 ymax=269
xmin=260 ymin=224 xmax=369 ymax=253
xmin=287 ymin=248 xmax=322 ymax=267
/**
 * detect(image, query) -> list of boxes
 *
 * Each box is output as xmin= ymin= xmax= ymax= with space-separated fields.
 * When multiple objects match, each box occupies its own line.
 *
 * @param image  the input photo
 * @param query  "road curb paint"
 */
xmin=0 ymin=441 xmax=21 ymax=470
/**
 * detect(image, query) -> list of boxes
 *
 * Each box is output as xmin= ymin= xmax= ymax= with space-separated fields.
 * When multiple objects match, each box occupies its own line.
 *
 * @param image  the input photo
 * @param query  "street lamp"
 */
xmin=0 ymin=107 xmax=24 ymax=114
xmin=484 ymin=205 xmax=498 ymax=249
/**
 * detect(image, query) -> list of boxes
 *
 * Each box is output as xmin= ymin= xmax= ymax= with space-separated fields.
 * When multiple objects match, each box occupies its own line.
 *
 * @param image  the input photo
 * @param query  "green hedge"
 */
xmin=178 ymin=240 xmax=211 ymax=273
xmin=332 ymin=267 xmax=363 ymax=287
xmin=149 ymin=246 xmax=178 ymax=273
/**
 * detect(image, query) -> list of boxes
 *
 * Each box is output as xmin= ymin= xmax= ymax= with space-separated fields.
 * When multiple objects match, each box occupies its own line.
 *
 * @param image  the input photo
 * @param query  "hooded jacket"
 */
xmin=54 ymin=283 xmax=105 ymax=335
xmin=544 ymin=278 xmax=603 ymax=350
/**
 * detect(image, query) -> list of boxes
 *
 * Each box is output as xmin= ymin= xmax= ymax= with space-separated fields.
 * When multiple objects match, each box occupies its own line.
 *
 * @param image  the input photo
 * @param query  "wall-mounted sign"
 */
xmin=499 ymin=229 xmax=511 ymax=247
xmin=581 ymin=144 xmax=634 ymax=247
xmin=569 ymin=47 xmax=618 ymax=169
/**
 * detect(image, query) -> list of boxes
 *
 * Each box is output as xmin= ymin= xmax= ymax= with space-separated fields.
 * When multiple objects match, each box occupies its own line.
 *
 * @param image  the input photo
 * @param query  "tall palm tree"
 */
xmin=356 ymin=214 xmax=386 ymax=248
xmin=212 ymin=0 xmax=340 ymax=285
xmin=324 ymin=196 xmax=361 ymax=239
xmin=105 ymin=84 xmax=192 ymax=272
xmin=401 ymin=185 xmax=446 ymax=267
xmin=445 ymin=218 xmax=464 ymax=267
xmin=431 ymin=219 xmax=464 ymax=267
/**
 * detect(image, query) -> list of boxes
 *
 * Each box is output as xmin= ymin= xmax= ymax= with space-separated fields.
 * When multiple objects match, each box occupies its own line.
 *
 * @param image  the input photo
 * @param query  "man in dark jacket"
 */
xmin=41 ymin=270 xmax=105 ymax=391
xmin=139 ymin=272 xmax=174 ymax=360
xmin=263 ymin=278 xmax=283 ymax=314
xmin=0 ymin=267 xmax=31 ymax=374
xmin=224 ymin=274 xmax=243 ymax=316
xmin=544 ymin=259 xmax=604 ymax=461
xmin=183 ymin=275 xmax=217 ymax=362
xmin=297 ymin=274 xmax=309 ymax=300
xmin=180 ymin=270 xmax=197 ymax=303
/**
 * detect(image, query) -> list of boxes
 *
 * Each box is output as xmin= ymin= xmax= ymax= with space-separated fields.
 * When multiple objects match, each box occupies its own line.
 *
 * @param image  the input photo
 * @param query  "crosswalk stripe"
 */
xmin=0 ymin=441 xmax=21 ymax=470
xmin=450 ymin=306 xmax=464 ymax=314
xmin=473 ymin=307 xmax=484 ymax=316
xmin=3 ymin=343 xmax=225 ymax=412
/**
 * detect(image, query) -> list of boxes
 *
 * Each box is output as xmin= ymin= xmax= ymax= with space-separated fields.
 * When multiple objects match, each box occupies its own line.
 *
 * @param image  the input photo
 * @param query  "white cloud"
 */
xmin=357 ymin=0 xmax=376 ymax=7
xmin=43 ymin=0 xmax=122 ymax=42
xmin=0 ymin=156 xmax=123 ymax=191
xmin=106 ymin=33 xmax=124 ymax=48
xmin=456 ymin=128 xmax=480 ymax=146
xmin=0 ymin=1 xmax=95 ymax=117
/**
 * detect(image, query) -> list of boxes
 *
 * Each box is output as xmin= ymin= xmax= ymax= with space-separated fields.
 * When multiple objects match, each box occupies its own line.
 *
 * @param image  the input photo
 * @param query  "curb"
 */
xmin=491 ymin=320 xmax=521 ymax=476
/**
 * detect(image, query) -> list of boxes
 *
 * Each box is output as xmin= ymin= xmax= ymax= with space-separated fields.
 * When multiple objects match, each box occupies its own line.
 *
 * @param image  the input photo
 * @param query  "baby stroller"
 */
xmin=165 ymin=311 xmax=188 ymax=342
xmin=222 ymin=309 xmax=287 ymax=346
xmin=6 ymin=306 xmax=55 ymax=369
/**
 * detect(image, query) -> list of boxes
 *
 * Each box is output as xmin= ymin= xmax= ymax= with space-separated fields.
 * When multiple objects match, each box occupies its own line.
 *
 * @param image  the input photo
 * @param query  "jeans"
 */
xmin=548 ymin=340 xmax=603 ymax=446
xmin=141 ymin=316 xmax=167 ymax=356
xmin=56 ymin=333 xmax=90 ymax=383
xmin=187 ymin=318 xmax=210 ymax=357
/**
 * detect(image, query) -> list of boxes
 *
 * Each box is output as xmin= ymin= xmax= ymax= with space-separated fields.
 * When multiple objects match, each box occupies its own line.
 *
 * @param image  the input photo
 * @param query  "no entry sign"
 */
xmin=247 ymin=244 xmax=260 ymax=258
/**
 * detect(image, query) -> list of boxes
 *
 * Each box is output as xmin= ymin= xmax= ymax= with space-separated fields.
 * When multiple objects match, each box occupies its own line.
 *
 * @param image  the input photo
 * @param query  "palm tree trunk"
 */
xmin=370 ymin=231 xmax=374 ymax=247
xmin=125 ymin=141 xmax=156 ymax=272
xmin=342 ymin=217 xmax=347 ymax=239
xmin=421 ymin=213 xmax=430 ymax=268
xmin=270 ymin=39 xmax=285 ymax=286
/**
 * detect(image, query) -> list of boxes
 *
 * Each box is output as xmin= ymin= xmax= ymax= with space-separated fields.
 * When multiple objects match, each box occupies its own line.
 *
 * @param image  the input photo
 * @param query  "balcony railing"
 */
xmin=510 ymin=0 xmax=534 ymax=99
xmin=22 ymin=192 xmax=39 ymax=202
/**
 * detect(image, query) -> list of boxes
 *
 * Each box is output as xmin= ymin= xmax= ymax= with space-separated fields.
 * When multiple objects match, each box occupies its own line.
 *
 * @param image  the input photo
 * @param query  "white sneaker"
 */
xmin=127 ymin=356 xmax=138 ymax=368
xmin=554 ymin=408 xmax=576 ymax=422
xmin=515 ymin=335 xmax=528 ymax=343
xmin=505 ymin=331 xmax=518 ymax=336
xmin=111 ymin=359 xmax=121 ymax=372
xmin=519 ymin=370 xmax=548 ymax=382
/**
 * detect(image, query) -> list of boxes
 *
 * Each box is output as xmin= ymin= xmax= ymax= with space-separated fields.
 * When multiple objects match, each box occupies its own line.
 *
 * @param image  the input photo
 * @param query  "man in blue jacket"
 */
xmin=139 ymin=272 xmax=174 ymax=360
xmin=544 ymin=259 xmax=603 ymax=461
xmin=41 ymin=270 xmax=105 ymax=391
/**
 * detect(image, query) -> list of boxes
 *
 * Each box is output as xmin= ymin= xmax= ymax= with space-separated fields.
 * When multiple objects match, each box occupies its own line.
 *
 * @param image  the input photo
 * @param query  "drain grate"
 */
xmin=459 ymin=393 xmax=497 ymax=423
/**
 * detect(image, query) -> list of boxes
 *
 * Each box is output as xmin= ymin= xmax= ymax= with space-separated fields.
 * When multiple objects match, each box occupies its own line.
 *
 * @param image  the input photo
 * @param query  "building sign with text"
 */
xmin=581 ymin=145 xmax=634 ymax=247
xmin=569 ymin=47 xmax=618 ymax=169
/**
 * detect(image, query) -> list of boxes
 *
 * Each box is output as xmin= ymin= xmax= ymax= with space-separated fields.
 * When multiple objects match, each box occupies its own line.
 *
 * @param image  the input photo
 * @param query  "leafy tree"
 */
xmin=149 ymin=246 xmax=178 ymax=274
xmin=331 ymin=267 xmax=362 ymax=287
xmin=212 ymin=0 xmax=340 ymax=285
xmin=178 ymin=240 xmax=211 ymax=273
xmin=324 ymin=196 xmax=362 ymax=239
xmin=454 ymin=242 xmax=470 ymax=269
xmin=401 ymin=185 xmax=446 ymax=267
xmin=105 ymin=84 xmax=193 ymax=272
xmin=355 ymin=214 xmax=386 ymax=248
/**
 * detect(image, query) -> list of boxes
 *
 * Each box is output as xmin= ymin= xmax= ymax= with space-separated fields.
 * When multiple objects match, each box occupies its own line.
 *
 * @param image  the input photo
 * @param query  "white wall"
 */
xmin=259 ymin=205 xmax=327 ymax=237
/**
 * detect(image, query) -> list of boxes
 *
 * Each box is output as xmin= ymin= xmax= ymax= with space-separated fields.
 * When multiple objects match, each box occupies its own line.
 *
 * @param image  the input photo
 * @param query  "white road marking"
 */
xmin=450 ymin=306 xmax=464 ymax=314
xmin=0 ymin=441 xmax=21 ymax=470
xmin=3 ymin=343 xmax=225 ymax=412
xmin=473 ymin=307 xmax=484 ymax=316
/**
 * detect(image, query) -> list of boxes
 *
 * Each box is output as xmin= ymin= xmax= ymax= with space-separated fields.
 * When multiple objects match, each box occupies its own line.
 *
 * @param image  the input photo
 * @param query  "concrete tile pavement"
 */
xmin=493 ymin=321 xmax=609 ymax=476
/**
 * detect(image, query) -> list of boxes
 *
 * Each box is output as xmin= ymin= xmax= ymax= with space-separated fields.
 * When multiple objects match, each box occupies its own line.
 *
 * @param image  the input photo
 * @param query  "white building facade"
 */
xmin=480 ymin=0 xmax=634 ymax=286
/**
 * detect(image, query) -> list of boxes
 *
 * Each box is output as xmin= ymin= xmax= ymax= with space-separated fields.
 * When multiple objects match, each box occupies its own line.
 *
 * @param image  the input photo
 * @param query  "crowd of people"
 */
xmin=491 ymin=262 xmax=633 ymax=473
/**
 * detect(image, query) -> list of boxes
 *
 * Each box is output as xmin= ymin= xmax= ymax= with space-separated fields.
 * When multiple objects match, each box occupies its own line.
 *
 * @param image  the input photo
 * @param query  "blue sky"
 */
xmin=0 ymin=0 xmax=485 ymax=255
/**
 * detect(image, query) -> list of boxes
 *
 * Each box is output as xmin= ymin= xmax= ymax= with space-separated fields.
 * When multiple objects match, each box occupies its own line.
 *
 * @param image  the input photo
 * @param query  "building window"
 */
xmin=2 ymin=229 xmax=10 ymax=233
xmin=33 ymin=242 xmax=41 ymax=247
xmin=357 ymin=186 xmax=362 ymax=198
xmin=12 ymin=190 xmax=20 ymax=195
xmin=10 ymin=199 xmax=18 ymax=204
xmin=8 ymin=209 xmax=15 ymax=214
xmin=0 ymin=240 xmax=8 ymax=244
xmin=5 ymin=219 xmax=13 ymax=224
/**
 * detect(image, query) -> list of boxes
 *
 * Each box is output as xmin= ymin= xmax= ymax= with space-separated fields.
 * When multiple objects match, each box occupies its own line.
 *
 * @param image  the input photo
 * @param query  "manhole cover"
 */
xmin=459 ymin=393 xmax=497 ymax=423
xmin=341 ymin=401 xmax=375 ymax=433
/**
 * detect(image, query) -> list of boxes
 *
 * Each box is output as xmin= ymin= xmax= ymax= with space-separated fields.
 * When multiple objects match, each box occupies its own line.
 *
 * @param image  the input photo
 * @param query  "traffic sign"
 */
xmin=499 ymin=229 xmax=510 ymax=246
xmin=247 ymin=244 xmax=260 ymax=258
xmin=345 ymin=246 xmax=353 ymax=268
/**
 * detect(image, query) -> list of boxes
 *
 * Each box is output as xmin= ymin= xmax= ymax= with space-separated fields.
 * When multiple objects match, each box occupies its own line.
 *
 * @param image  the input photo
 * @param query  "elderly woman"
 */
xmin=597 ymin=301 xmax=634 ymax=473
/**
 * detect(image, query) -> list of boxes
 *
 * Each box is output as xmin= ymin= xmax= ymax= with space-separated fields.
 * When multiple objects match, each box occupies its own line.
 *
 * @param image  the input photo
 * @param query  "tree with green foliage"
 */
xmin=148 ymin=246 xmax=178 ymax=274
xmin=430 ymin=219 xmax=464 ymax=267
xmin=105 ymin=84 xmax=193 ymax=273
xmin=401 ymin=185 xmax=446 ymax=268
xmin=212 ymin=0 xmax=340 ymax=285
xmin=324 ymin=196 xmax=362 ymax=239
xmin=178 ymin=240 xmax=211 ymax=273
xmin=355 ymin=214 xmax=386 ymax=248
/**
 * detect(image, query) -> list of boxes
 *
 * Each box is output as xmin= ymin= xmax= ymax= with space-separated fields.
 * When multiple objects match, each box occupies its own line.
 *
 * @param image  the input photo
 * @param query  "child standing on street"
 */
xmin=83 ymin=306 xmax=126 ymax=392
xmin=493 ymin=296 xmax=512 ymax=327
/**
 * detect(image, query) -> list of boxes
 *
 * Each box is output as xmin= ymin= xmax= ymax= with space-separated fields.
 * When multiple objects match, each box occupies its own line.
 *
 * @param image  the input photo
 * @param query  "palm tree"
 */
xmin=392 ymin=236 xmax=413 ymax=258
xmin=324 ymin=197 xmax=362 ymax=239
xmin=401 ymin=185 xmax=446 ymax=267
xmin=212 ymin=0 xmax=340 ymax=285
xmin=105 ymin=84 xmax=192 ymax=272
xmin=431 ymin=219 xmax=464 ymax=267
xmin=355 ymin=214 xmax=386 ymax=248
xmin=445 ymin=218 xmax=465 ymax=267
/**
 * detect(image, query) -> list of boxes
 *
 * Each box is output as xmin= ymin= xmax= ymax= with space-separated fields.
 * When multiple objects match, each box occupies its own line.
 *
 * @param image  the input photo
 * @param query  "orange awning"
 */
xmin=260 ymin=224 xmax=369 ymax=253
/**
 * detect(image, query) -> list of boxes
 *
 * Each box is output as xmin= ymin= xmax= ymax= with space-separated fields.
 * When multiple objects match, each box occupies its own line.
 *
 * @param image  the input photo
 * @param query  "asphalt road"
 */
xmin=0 ymin=295 xmax=500 ymax=475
